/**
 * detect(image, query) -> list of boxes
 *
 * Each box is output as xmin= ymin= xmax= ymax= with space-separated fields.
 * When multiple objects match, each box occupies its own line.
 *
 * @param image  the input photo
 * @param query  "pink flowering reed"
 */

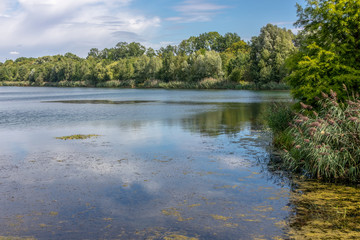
xmin=321 ymin=92 xmax=329 ymax=98
xmin=310 ymin=122 xmax=321 ymax=127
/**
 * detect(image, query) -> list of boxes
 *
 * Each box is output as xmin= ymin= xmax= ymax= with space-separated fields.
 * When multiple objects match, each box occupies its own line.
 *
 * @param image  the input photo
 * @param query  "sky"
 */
xmin=0 ymin=0 xmax=306 ymax=62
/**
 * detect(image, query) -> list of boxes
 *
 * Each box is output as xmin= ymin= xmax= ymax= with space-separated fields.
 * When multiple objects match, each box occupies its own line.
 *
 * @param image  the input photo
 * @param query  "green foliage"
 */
xmin=287 ymin=43 xmax=360 ymax=104
xmin=266 ymin=103 xmax=294 ymax=149
xmin=250 ymin=24 xmax=296 ymax=85
xmin=287 ymin=0 xmax=360 ymax=103
xmin=226 ymin=51 xmax=251 ymax=82
xmin=0 ymin=30 xmax=292 ymax=89
xmin=281 ymin=92 xmax=360 ymax=182
xmin=178 ymin=32 xmax=242 ymax=54
xmin=266 ymin=103 xmax=294 ymax=134
xmin=190 ymin=51 xmax=223 ymax=81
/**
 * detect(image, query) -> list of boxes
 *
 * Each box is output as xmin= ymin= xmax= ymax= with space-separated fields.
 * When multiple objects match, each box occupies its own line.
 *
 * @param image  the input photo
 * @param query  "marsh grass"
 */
xmin=1 ymin=78 xmax=290 ymax=90
xmin=266 ymin=102 xmax=294 ymax=150
xmin=281 ymin=90 xmax=360 ymax=182
xmin=55 ymin=134 xmax=100 ymax=140
xmin=0 ymin=237 xmax=36 ymax=240
xmin=0 ymin=81 xmax=31 ymax=86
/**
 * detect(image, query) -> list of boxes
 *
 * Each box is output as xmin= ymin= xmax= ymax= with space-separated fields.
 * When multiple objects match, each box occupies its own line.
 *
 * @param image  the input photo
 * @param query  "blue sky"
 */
xmin=0 ymin=0 xmax=306 ymax=62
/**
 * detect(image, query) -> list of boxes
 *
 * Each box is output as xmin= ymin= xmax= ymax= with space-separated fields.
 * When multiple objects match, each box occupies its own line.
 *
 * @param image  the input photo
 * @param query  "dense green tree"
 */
xmin=146 ymin=47 xmax=156 ymax=58
xmin=250 ymin=24 xmax=296 ymax=86
xmin=178 ymin=36 xmax=197 ymax=55
xmin=88 ymin=48 xmax=100 ymax=59
xmin=216 ymin=32 xmax=242 ymax=52
xmin=146 ymin=56 xmax=162 ymax=79
xmin=287 ymin=0 xmax=360 ymax=103
xmin=158 ymin=51 xmax=176 ymax=81
xmin=226 ymin=53 xmax=251 ymax=82
xmin=195 ymin=32 xmax=221 ymax=51
xmin=157 ymin=45 xmax=178 ymax=57
xmin=190 ymin=51 xmax=223 ymax=81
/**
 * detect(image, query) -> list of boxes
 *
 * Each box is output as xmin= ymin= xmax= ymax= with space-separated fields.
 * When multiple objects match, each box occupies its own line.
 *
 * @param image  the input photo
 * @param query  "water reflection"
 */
xmin=182 ymin=102 xmax=266 ymax=137
xmin=0 ymin=88 xmax=292 ymax=239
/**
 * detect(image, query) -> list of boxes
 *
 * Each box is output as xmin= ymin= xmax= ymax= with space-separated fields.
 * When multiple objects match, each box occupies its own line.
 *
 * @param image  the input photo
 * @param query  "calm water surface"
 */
xmin=0 ymin=87 xmax=292 ymax=239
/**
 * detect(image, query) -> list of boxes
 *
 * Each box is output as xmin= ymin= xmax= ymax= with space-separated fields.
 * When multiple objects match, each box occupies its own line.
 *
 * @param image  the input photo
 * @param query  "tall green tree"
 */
xmin=287 ymin=0 xmax=360 ymax=103
xmin=250 ymin=24 xmax=296 ymax=85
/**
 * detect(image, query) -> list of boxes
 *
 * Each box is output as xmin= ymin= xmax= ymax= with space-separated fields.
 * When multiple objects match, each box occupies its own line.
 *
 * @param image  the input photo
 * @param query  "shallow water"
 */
xmin=0 ymin=87 xmax=292 ymax=239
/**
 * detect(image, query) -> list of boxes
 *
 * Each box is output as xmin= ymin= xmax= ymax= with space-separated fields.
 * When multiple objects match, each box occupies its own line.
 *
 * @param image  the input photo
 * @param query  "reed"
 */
xmin=281 ymin=90 xmax=360 ymax=182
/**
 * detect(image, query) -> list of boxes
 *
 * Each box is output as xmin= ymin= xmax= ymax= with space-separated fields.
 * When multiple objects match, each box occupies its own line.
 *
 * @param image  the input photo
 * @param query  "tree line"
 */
xmin=0 ymin=24 xmax=296 ymax=89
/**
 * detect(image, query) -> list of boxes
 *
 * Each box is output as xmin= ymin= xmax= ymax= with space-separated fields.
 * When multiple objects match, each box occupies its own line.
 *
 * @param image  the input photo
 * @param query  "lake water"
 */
xmin=0 ymin=87 xmax=293 ymax=239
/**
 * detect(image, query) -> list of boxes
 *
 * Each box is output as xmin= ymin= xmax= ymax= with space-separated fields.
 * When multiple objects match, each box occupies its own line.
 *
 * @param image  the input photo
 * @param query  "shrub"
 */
xmin=281 ymin=90 xmax=360 ymax=182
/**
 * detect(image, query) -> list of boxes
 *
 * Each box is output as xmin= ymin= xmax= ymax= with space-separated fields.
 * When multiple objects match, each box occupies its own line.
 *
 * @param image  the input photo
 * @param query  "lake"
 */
xmin=0 ymin=87 xmax=292 ymax=239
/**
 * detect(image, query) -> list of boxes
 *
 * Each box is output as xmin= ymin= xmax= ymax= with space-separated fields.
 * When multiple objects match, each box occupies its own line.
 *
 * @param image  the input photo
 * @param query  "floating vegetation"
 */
xmin=289 ymin=180 xmax=360 ymax=239
xmin=49 ymin=212 xmax=58 ymax=216
xmin=161 ymin=208 xmax=193 ymax=222
xmin=188 ymin=204 xmax=201 ymax=208
xmin=164 ymin=234 xmax=199 ymax=240
xmin=0 ymin=237 xmax=36 ymax=240
xmin=253 ymin=206 xmax=274 ymax=212
xmin=55 ymin=134 xmax=100 ymax=140
xmin=210 ymin=214 xmax=232 ymax=221
xmin=223 ymin=222 xmax=239 ymax=228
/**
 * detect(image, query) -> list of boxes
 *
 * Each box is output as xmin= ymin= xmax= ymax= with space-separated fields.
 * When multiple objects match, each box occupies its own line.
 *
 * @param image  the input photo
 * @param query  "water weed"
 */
xmin=55 ymin=134 xmax=100 ymax=140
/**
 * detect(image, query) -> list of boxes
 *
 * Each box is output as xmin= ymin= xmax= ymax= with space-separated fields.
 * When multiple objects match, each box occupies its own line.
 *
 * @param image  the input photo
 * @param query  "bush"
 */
xmin=281 ymin=90 xmax=360 ymax=182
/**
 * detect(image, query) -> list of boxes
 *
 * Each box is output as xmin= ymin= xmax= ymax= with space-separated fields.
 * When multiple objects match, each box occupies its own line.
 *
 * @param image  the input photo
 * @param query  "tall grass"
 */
xmin=281 ymin=90 xmax=360 ymax=182
xmin=0 ymin=81 xmax=31 ymax=86
xmin=266 ymin=102 xmax=294 ymax=149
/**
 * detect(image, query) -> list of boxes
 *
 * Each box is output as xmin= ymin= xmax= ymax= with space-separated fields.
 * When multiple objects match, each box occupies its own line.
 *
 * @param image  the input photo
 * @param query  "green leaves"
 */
xmin=250 ymin=24 xmax=296 ymax=85
xmin=288 ymin=0 xmax=360 ymax=103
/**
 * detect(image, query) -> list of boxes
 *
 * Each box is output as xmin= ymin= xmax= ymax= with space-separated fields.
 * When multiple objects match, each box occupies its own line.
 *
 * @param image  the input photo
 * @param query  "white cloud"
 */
xmin=168 ymin=0 xmax=229 ymax=23
xmin=0 ymin=0 xmax=160 ymax=60
xmin=9 ymin=51 xmax=20 ymax=55
xmin=177 ymin=0 xmax=228 ymax=12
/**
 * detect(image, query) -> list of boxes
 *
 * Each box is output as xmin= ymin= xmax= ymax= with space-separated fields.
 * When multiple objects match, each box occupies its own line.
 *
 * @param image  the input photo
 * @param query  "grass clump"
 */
xmin=55 ymin=134 xmax=100 ymax=140
xmin=281 ymin=90 xmax=360 ymax=182
xmin=266 ymin=102 xmax=294 ymax=149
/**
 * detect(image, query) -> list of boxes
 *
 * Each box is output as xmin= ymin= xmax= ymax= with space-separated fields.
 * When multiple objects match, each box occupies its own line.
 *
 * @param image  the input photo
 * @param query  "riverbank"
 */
xmin=0 ymin=79 xmax=290 ymax=90
xmin=266 ymin=92 xmax=360 ymax=183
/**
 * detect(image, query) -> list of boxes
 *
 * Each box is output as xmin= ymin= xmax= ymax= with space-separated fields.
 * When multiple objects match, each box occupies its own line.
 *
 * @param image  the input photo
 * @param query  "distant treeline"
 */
xmin=0 ymin=24 xmax=295 ymax=89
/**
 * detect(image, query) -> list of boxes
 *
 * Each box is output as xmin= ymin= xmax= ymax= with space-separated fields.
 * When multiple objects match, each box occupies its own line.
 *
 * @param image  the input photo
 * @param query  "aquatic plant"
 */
xmin=282 ymin=90 xmax=360 ymax=182
xmin=55 ymin=134 xmax=100 ymax=140
xmin=266 ymin=102 xmax=294 ymax=149
xmin=289 ymin=180 xmax=360 ymax=239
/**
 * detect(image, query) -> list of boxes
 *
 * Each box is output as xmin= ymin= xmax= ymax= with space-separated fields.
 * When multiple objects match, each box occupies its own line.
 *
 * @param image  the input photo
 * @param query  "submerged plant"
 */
xmin=282 ymin=90 xmax=360 ymax=182
xmin=55 ymin=134 xmax=100 ymax=140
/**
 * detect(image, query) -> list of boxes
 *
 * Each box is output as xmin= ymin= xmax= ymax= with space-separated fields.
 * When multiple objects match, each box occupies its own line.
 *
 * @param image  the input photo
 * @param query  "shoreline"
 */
xmin=0 ymin=80 xmax=290 ymax=91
